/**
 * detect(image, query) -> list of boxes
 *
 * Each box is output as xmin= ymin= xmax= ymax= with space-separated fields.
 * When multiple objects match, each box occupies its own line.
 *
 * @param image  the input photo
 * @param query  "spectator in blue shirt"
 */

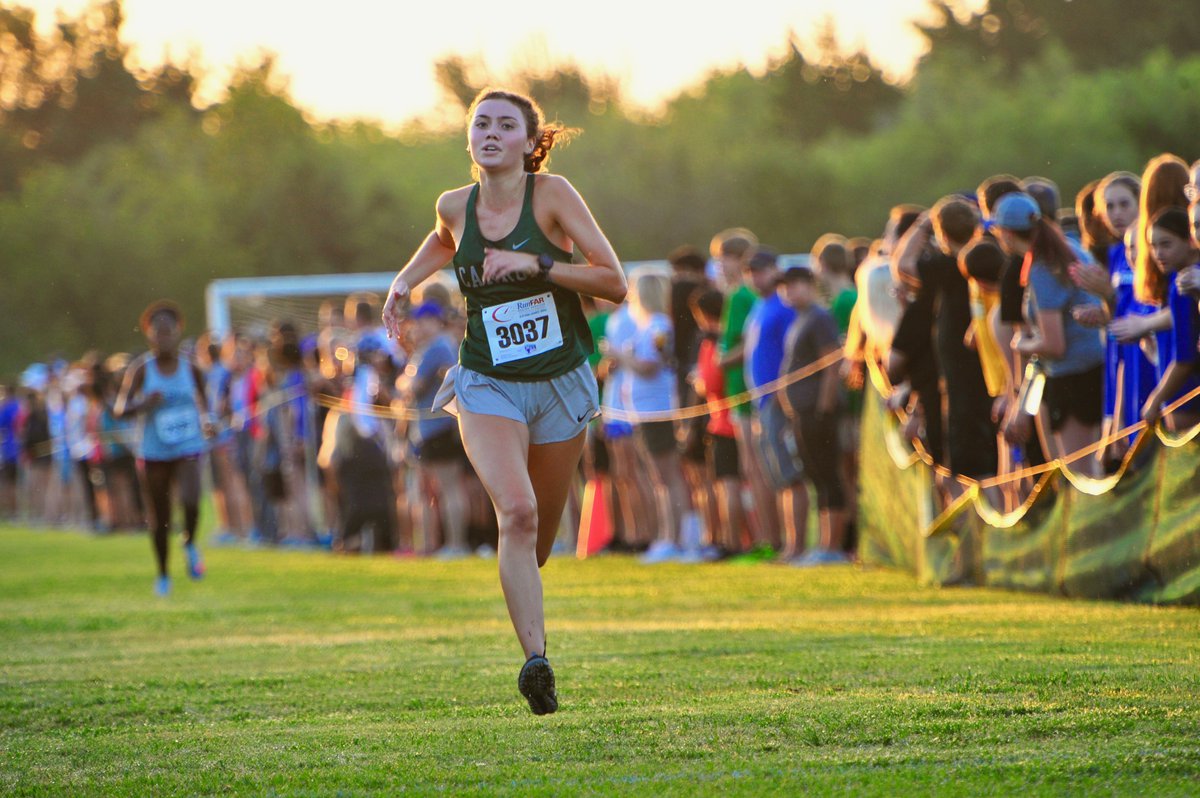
xmin=994 ymin=192 xmax=1107 ymax=477
xmin=742 ymin=248 xmax=809 ymax=560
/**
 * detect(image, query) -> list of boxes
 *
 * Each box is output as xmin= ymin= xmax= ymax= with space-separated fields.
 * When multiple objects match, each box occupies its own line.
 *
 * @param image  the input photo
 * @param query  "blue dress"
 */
xmin=1106 ymin=243 xmax=1159 ymax=430
xmin=1161 ymin=271 xmax=1200 ymax=415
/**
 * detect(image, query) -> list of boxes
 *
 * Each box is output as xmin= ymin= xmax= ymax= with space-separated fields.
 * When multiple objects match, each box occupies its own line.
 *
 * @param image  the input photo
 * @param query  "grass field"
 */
xmin=2 ymin=526 xmax=1199 ymax=797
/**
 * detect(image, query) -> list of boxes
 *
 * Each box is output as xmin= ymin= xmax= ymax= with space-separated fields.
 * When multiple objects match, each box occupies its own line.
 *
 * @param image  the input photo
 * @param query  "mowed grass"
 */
xmin=1 ymin=527 xmax=1199 ymax=797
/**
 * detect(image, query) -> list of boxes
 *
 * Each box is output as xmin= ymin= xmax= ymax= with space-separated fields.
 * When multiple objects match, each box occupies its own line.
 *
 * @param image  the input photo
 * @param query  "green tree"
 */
xmin=916 ymin=0 xmax=1200 ymax=77
xmin=0 ymin=1 xmax=198 ymax=192
xmin=766 ymin=22 xmax=903 ymax=142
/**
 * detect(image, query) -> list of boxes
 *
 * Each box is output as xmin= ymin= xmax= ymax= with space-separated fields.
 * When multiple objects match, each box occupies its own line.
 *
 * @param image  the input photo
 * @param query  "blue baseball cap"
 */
xmin=411 ymin=302 xmax=445 ymax=321
xmin=357 ymin=331 xmax=387 ymax=356
xmin=992 ymin=192 xmax=1041 ymax=232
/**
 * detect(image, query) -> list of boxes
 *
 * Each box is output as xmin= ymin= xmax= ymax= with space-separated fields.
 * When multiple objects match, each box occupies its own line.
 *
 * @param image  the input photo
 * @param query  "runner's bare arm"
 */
xmin=113 ymin=360 xmax=150 ymax=420
xmin=383 ymin=190 xmax=464 ymax=337
xmin=509 ymin=175 xmax=625 ymax=303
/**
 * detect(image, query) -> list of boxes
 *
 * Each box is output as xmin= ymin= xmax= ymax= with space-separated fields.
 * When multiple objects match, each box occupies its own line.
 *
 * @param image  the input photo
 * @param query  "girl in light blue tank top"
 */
xmin=139 ymin=356 xmax=208 ymax=462
xmin=114 ymin=301 xmax=212 ymax=597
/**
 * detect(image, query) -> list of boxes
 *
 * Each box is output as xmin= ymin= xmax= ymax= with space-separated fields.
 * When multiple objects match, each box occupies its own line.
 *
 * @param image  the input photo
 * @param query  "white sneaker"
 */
xmin=639 ymin=540 xmax=681 ymax=564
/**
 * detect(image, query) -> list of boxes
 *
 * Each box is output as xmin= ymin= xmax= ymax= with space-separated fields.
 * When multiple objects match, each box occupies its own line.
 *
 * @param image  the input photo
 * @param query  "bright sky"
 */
xmin=27 ymin=0 xmax=984 ymax=128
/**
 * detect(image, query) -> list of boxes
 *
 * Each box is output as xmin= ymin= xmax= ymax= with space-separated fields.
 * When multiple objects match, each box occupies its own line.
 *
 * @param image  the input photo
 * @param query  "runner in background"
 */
xmin=114 ymin=301 xmax=214 ymax=597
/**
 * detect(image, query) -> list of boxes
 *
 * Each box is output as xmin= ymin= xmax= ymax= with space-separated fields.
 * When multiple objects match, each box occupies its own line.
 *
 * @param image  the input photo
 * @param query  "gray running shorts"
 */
xmin=433 ymin=360 xmax=599 ymax=445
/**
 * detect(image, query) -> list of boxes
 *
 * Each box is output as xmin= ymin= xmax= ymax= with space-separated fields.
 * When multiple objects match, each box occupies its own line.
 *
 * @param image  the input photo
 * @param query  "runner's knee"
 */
xmin=496 ymin=494 xmax=538 ymax=537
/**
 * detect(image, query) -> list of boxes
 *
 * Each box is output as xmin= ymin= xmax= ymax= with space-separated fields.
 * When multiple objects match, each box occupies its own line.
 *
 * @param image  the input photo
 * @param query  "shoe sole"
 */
xmin=518 ymin=657 xmax=558 ymax=715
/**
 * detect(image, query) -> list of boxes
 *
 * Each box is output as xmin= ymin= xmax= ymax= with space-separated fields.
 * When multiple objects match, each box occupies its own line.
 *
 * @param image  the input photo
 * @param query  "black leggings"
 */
xmin=141 ymin=458 xmax=201 ymax=577
xmin=793 ymin=412 xmax=846 ymax=511
xmin=75 ymin=460 xmax=100 ymax=524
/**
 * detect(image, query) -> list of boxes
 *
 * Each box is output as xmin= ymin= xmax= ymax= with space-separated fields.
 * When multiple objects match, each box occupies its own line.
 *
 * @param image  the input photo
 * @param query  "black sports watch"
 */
xmin=536 ymin=252 xmax=554 ymax=281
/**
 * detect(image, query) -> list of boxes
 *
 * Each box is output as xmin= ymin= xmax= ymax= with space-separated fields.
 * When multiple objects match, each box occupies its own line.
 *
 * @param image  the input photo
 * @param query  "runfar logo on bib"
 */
xmin=491 ymin=295 xmax=547 ymax=324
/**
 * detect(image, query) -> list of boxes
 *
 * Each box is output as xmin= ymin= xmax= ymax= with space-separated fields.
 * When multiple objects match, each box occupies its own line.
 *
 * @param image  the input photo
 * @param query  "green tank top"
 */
xmin=452 ymin=174 xmax=593 ymax=381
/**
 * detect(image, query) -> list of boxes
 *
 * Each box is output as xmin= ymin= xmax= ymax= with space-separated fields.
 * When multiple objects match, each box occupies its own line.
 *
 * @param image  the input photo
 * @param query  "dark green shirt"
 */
xmin=451 ymin=175 xmax=593 ymax=381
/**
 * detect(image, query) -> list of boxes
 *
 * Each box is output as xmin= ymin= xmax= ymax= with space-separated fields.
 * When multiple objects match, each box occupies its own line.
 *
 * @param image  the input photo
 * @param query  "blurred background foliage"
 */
xmin=2 ymin=0 xmax=1199 ymax=374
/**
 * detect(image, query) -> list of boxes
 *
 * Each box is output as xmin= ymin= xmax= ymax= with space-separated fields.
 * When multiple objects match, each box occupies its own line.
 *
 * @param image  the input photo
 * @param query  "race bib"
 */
xmin=481 ymin=292 xmax=564 ymax=366
xmin=155 ymin=404 xmax=201 ymax=445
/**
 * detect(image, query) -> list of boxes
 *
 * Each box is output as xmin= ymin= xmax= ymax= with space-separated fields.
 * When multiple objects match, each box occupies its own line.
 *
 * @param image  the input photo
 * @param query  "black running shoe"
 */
xmin=517 ymin=654 xmax=558 ymax=715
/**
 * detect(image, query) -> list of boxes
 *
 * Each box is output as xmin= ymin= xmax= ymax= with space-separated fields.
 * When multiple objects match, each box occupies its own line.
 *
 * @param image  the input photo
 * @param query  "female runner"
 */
xmin=381 ymin=89 xmax=626 ymax=715
xmin=115 ymin=301 xmax=214 ymax=596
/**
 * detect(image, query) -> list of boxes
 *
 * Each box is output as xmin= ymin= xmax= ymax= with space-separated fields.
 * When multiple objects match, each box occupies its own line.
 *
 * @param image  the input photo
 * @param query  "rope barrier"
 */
xmin=862 ymin=353 xmax=1200 ymax=532
xmin=314 ymin=393 xmax=414 ymax=421
xmin=25 ymin=342 xmax=1198 ymax=512
xmin=312 ymin=349 xmax=849 ymax=425
xmin=24 ymin=383 xmax=309 ymax=460
xmin=601 ymin=349 xmax=846 ymax=424
xmin=864 ymin=355 xmax=1200 ymax=493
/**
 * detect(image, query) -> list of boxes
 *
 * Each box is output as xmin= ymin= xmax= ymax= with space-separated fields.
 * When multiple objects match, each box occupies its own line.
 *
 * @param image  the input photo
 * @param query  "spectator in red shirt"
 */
xmin=689 ymin=287 xmax=747 ymax=554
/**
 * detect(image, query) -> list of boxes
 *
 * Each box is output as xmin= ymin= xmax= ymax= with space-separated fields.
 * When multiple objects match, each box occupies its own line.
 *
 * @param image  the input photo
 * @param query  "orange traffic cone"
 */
xmin=576 ymin=478 xmax=613 ymax=558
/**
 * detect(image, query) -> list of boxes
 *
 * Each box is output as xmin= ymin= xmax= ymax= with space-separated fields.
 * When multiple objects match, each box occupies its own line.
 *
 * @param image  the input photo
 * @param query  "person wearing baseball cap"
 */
xmin=777 ymin=264 xmax=850 ymax=565
xmin=992 ymin=191 xmax=1042 ymax=233
xmin=992 ymin=192 xmax=1106 ymax=478
xmin=402 ymin=300 xmax=470 ymax=560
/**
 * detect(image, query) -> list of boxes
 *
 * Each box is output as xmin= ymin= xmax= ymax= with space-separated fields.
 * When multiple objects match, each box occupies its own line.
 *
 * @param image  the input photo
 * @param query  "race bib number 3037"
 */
xmin=481 ymin=292 xmax=564 ymax=366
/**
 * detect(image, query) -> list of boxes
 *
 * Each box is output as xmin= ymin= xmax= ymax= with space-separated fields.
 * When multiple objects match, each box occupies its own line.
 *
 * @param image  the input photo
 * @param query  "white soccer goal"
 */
xmin=206 ymin=271 xmax=399 ymax=338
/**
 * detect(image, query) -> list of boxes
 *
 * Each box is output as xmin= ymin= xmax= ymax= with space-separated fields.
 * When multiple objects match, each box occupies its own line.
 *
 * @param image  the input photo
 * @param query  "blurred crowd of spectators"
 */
xmin=867 ymin=155 xmax=1200 ymax=517
xmin=2 ymin=154 xmax=1198 ymax=563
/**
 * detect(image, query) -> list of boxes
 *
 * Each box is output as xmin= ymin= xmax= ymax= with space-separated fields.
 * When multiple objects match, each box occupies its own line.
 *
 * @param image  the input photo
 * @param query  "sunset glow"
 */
xmin=23 ymin=0 xmax=985 ymax=127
